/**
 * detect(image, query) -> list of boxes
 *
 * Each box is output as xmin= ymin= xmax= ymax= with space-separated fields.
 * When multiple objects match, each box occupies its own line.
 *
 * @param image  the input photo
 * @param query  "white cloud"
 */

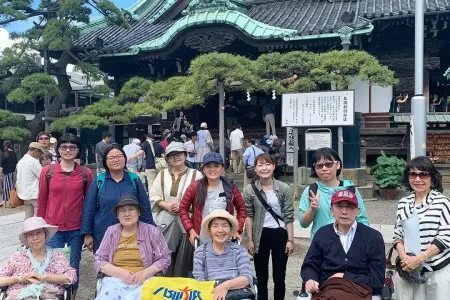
xmin=0 ymin=28 xmax=16 ymax=53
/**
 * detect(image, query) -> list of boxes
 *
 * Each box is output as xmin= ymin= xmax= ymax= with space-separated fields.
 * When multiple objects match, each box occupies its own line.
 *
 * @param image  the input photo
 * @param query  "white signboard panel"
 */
xmin=285 ymin=127 xmax=295 ymax=166
xmin=305 ymin=132 xmax=332 ymax=151
xmin=281 ymin=90 xmax=355 ymax=127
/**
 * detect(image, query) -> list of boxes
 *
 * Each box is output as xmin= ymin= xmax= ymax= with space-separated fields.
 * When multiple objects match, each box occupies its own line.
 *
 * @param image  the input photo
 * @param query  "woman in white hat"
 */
xmin=150 ymin=142 xmax=203 ymax=276
xmin=0 ymin=217 xmax=76 ymax=299
xmin=193 ymin=210 xmax=253 ymax=299
xmin=196 ymin=122 xmax=213 ymax=169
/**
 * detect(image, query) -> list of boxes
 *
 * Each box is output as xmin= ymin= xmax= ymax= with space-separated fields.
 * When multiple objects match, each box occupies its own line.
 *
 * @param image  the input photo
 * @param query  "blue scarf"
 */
xmin=18 ymin=247 xmax=53 ymax=299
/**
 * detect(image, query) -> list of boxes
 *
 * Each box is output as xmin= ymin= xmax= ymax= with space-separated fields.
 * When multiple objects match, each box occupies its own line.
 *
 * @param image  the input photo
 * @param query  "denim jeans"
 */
xmin=47 ymin=229 xmax=83 ymax=290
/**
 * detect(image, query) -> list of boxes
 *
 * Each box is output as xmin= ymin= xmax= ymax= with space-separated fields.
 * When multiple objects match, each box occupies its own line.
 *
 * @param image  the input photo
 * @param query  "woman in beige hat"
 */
xmin=196 ymin=122 xmax=213 ymax=168
xmin=192 ymin=210 xmax=253 ymax=300
xmin=0 ymin=217 xmax=76 ymax=299
xmin=150 ymin=142 xmax=202 ymax=277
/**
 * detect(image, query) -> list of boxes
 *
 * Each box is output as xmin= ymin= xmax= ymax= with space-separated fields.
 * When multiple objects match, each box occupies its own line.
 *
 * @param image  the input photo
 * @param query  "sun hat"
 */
xmin=112 ymin=194 xmax=145 ymax=215
xmin=201 ymin=209 xmax=239 ymax=238
xmin=19 ymin=217 xmax=58 ymax=247
xmin=132 ymin=139 xmax=141 ymax=145
xmin=165 ymin=142 xmax=187 ymax=156
xmin=50 ymin=137 xmax=57 ymax=144
xmin=28 ymin=142 xmax=45 ymax=153
xmin=180 ymin=134 xmax=187 ymax=140
xmin=203 ymin=152 xmax=224 ymax=166
xmin=200 ymin=122 xmax=208 ymax=129
xmin=331 ymin=190 xmax=358 ymax=207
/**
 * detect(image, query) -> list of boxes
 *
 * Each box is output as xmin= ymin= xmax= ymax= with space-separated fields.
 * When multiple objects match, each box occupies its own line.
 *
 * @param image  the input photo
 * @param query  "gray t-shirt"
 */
xmin=199 ymin=181 xmax=227 ymax=244
xmin=95 ymin=141 xmax=110 ymax=168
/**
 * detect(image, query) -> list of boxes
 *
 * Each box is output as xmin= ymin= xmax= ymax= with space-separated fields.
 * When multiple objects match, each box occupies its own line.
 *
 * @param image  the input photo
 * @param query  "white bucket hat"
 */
xmin=165 ymin=142 xmax=186 ymax=156
xmin=19 ymin=217 xmax=58 ymax=247
xmin=201 ymin=209 xmax=238 ymax=238
xmin=200 ymin=122 xmax=208 ymax=129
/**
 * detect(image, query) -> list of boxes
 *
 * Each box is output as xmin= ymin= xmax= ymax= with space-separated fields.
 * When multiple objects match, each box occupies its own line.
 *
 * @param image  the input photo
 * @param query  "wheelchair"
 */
xmin=194 ymin=238 xmax=258 ymax=300
xmin=293 ymin=282 xmax=393 ymax=300
xmin=0 ymin=245 xmax=73 ymax=300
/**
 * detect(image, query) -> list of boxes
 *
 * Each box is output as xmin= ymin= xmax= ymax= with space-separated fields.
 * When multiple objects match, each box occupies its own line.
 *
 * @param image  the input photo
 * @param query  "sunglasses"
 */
xmin=38 ymin=137 xmax=49 ymax=141
xmin=314 ymin=161 xmax=337 ymax=169
xmin=408 ymin=171 xmax=431 ymax=180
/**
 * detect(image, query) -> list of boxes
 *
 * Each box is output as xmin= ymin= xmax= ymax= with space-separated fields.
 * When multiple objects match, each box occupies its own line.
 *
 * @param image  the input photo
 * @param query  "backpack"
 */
xmin=95 ymin=171 xmax=140 ymax=208
xmin=309 ymin=182 xmax=356 ymax=196
xmin=46 ymin=163 xmax=88 ymax=197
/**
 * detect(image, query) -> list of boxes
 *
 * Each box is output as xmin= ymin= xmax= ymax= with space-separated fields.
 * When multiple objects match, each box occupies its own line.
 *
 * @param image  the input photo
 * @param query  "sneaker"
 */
xmin=0 ymin=201 xmax=5 ymax=207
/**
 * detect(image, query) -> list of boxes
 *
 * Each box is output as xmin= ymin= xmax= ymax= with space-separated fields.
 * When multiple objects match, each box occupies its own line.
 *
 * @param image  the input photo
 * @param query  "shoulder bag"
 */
xmin=9 ymin=168 xmax=24 ymax=207
xmin=203 ymin=244 xmax=255 ymax=300
xmin=149 ymin=141 xmax=167 ymax=171
xmin=251 ymin=182 xmax=284 ymax=226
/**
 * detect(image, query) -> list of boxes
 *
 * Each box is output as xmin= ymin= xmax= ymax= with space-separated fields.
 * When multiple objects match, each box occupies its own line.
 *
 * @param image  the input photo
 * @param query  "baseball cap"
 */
xmin=203 ymin=152 xmax=224 ymax=166
xmin=331 ymin=190 xmax=358 ymax=207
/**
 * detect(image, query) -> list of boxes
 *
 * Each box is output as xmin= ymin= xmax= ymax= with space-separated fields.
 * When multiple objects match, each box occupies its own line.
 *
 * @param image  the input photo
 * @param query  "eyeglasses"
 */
xmin=314 ymin=161 xmax=337 ymax=169
xmin=38 ymin=137 xmax=49 ymax=141
xmin=408 ymin=171 xmax=431 ymax=180
xmin=168 ymin=152 xmax=184 ymax=159
xmin=59 ymin=145 xmax=78 ymax=152
xmin=24 ymin=229 xmax=45 ymax=238
xmin=106 ymin=154 xmax=124 ymax=161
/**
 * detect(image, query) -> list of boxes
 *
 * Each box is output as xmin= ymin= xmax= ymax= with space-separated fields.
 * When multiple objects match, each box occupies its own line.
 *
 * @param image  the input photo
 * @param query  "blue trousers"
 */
xmin=47 ymin=229 xmax=83 ymax=291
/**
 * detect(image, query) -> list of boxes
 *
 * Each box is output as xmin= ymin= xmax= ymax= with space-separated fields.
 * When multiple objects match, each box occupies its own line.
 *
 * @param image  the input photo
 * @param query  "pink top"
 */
xmin=94 ymin=222 xmax=171 ymax=275
xmin=0 ymin=250 xmax=77 ymax=299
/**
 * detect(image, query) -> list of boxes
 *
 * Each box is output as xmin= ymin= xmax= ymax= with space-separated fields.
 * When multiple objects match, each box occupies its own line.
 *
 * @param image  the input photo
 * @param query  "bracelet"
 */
xmin=421 ymin=252 xmax=428 ymax=261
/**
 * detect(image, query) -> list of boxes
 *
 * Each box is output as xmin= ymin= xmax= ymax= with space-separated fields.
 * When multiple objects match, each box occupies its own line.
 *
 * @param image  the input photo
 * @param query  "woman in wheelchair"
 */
xmin=193 ymin=210 xmax=253 ymax=300
xmin=0 ymin=217 xmax=76 ymax=300
xmin=94 ymin=195 xmax=171 ymax=300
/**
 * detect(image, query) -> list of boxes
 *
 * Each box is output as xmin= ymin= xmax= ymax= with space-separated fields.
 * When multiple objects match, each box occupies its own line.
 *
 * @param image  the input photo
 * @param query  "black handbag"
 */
xmin=203 ymin=244 xmax=255 ymax=300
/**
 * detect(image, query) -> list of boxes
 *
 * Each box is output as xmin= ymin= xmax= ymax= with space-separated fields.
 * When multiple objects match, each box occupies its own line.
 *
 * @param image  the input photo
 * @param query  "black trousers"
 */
xmin=254 ymin=227 xmax=288 ymax=300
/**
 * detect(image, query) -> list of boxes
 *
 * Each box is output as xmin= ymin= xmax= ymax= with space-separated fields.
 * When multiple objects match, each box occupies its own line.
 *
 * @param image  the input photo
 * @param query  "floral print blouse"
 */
xmin=0 ymin=250 xmax=77 ymax=300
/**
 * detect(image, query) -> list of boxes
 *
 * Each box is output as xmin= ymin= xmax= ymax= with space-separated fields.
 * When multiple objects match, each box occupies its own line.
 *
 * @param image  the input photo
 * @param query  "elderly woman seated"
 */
xmin=193 ymin=210 xmax=253 ymax=300
xmin=95 ymin=195 xmax=171 ymax=300
xmin=0 ymin=217 xmax=76 ymax=300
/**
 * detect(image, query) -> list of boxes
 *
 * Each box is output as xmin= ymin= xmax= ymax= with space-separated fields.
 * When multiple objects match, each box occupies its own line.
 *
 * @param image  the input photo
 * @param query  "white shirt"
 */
xmin=184 ymin=140 xmax=197 ymax=163
xmin=333 ymin=221 xmax=357 ymax=253
xmin=263 ymin=190 xmax=286 ymax=229
xmin=229 ymin=129 xmax=244 ymax=150
xmin=123 ymin=143 xmax=141 ymax=168
xmin=16 ymin=154 xmax=42 ymax=200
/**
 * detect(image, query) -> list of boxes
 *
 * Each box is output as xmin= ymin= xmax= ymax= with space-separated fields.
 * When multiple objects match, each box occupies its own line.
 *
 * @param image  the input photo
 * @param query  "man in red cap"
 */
xmin=301 ymin=190 xmax=386 ymax=299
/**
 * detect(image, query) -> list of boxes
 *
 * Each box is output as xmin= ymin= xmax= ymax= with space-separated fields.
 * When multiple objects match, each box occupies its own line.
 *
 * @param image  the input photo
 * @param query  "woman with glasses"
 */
xmin=36 ymin=133 xmax=94 ymax=296
xmin=298 ymin=147 xmax=369 ymax=238
xmin=81 ymin=145 xmax=153 ymax=254
xmin=393 ymin=156 xmax=450 ymax=299
xmin=150 ymin=142 xmax=202 ymax=276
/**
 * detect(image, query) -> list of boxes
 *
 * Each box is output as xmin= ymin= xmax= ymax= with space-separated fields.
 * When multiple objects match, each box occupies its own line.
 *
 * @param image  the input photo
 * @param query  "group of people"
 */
xmin=1 ymin=127 xmax=449 ymax=300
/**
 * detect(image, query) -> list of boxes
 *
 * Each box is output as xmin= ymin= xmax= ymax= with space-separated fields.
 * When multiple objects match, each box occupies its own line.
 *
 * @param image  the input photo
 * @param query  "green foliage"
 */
xmin=91 ymin=85 xmax=113 ymax=96
xmin=74 ymin=62 xmax=104 ymax=84
xmin=0 ymin=126 xmax=30 ymax=141
xmin=82 ymin=97 xmax=125 ymax=117
xmin=41 ymin=19 xmax=78 ymax=50
xmin=371 ymin=151 xmax=406 ymax=188
xmin=50 ymin=114 xmax=109 ymax=132
xmin=7 ymin=73 xmax=59 ymax=103
xmin=120 ymin=77 xmax=153 ymax=102
xmin=0 ymin=110 xmax=26 ymax=127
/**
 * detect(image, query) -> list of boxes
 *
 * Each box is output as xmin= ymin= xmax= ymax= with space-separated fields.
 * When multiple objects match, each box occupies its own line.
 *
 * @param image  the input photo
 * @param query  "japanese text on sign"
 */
xmin=285 ymin=127 xmax=295 ymax=166
xmin=281 ymin=90 xmax=355 ymax=127
xmin=305 ymin=133 xmax=332 ymax=151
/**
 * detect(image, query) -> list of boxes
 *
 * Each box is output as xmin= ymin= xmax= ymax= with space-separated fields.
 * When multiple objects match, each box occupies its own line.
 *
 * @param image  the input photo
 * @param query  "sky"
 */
xmin=0 ymin=0 xmax=135 ymax=43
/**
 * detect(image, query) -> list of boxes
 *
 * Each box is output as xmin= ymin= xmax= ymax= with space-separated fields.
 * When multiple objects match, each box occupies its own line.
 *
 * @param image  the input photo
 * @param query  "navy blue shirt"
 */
xmin=141 ymin=140 xmax=163 ymax=170
xmin=81 ymin=171 xmax=154 ymax=252
xmin=301 ymin=223 xmax=386 ymax=295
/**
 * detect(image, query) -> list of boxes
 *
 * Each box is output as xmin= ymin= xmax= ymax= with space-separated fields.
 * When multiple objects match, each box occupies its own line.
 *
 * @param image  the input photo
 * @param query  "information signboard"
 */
xmin=285 ymin=127 xmax=295 ymax=166
xmin=281 ymin=90 xmax=355 ymax=127
xmin=305 ymin=132 xmax=332 ymax=151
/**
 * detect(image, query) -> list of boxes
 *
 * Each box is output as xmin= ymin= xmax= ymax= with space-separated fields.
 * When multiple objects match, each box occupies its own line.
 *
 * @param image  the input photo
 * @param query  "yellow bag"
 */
xmin=142 ymin=277 xmax=215 ymax=300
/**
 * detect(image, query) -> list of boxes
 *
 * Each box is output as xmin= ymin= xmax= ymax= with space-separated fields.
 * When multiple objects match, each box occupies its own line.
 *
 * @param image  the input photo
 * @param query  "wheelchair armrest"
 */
xmin=0 ymin=285 xmax=7 ymax=292
xmin=64 ymin=284 xmax=71 ymax=291
xmin=97 ymin=272 xmax=106 ymax=280
xmin=300 ymin=282 xmax=308 ymax=297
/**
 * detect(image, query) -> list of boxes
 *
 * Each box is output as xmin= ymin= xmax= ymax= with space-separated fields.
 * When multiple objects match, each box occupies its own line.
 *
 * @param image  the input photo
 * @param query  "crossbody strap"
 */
xmin=251 ymin=182 xmax=284 ymax=226
xmin=203 ymin=244 xmax=208 ymax=281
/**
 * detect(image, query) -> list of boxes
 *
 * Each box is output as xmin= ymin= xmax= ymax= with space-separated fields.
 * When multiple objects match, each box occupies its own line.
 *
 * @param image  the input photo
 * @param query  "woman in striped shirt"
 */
xmin=393 ymin=156 xmax=450 ymax=299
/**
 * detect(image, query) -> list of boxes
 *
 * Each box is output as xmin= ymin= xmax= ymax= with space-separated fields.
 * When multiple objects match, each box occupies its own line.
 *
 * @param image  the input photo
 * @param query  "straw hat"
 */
xmin=19 ymin=217 xmax=58 ymax=247
xmin=201 ymin=210 xmax=238 ymax=238
xmin=28 ymin=142 xmax=45 ymax=152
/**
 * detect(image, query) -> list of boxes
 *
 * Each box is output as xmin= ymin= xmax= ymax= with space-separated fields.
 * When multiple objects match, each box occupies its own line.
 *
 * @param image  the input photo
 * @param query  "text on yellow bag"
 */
xmin=142 ymin=277 xmax=215 ymax=300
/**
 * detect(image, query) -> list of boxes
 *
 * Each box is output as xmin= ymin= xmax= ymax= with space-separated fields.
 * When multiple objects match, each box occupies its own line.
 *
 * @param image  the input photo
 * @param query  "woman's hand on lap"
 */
xmin=117 ymin=269 xmax=135 ymax=285
xmin=131 ymin=269 xmax=150 ymax=284
xmin=213 ymin=282 xmax=229 ymax=300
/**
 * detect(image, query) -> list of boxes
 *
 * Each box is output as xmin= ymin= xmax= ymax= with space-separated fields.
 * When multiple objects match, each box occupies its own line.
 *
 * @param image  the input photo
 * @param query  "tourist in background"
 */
xmin=36 ymin=131 xmax=51 ymax=153
xmin=229 ymin=125 xmax=244 ymax=174
xmin=123 ymin=139 xmax=142 ymax=174
xmin=37 ymin=133 xmax=93 ymax=295
xmin=15 ymin=142 xmax=44 ymax=219
xmin=0 ymin=140 xmax=17 ymax=207
xmin=299 ymin=147 xmax=369 ymax=238
xmin=180 ymin=152 xmax=246 ymax=246
xmin=225 ymin=97 xmax=239 ymax=137
xmin=184 ymin=132 xmax=198 ymax=169
xmin=49 ymin=137 xmax=58 ymax=161
xmin=172 ymin=111 xmax=186 ymax=140
xmin=393 ymin=156 xmax=450 ymax=299
xmin=95 ymin=131 xmax=112 ymax=175
xmin=243 ymin=138 xmax=264 ymax=188
xmin=149 ymin=142 xmax=202 ymax=276
xmin=262 ymin=98 xmax=276 ymax=136
xmin=82 ymin=145 xmax=153 ymax=253
xmin=244 ymin=153 xmax=294 ymax=300
xmin=128 ymin=133 xmax=164 ymax=191
xmin=196 ymin=122 xmax=213 ymax=169
xmin=39 ymin=152 xmax=54 ymax=167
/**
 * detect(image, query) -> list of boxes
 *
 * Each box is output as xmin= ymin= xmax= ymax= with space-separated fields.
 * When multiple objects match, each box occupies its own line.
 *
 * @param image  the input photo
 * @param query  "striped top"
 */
xmin=394 ymin=190 xmax=450 ymax=271
xmin=193 ymin=242 xmax=253 ymax=287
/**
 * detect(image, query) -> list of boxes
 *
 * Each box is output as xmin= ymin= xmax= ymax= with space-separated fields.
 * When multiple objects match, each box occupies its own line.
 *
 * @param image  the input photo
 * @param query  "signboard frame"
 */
xmin=281 ymin=90 xmax=355 ymax=127
xmin=305 ymin=131 xmax=332 ymax=151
